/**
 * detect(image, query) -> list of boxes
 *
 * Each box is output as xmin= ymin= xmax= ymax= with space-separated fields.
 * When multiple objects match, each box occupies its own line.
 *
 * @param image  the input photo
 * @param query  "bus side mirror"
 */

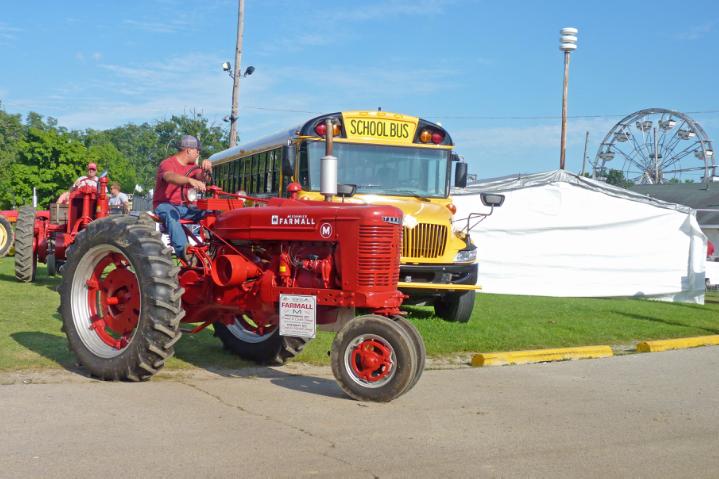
xmin=454 ymin=162 xmax=468 ymax=188
xmin=282 ymin=145 xmax=295 ymax=177
xmin=480 ymin=193 xmax=505 ymax=207
xmin=336 ymin=184 xmax=357 ymax=198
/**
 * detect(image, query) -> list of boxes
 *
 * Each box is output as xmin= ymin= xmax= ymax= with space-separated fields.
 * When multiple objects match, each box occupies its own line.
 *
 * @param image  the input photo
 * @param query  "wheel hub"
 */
xmin=83 ymin=251 xmax=141 ymax=351
xmin=350 ymin=338 xmax=393 ymax=383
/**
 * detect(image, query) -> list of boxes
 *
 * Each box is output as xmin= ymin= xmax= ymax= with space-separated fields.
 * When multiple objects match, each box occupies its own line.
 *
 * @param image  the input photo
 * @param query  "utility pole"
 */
xmin=229 ymin=0 xmax=245 ymax=147
xmin=559 ymin=27 xmax=578 ymax=170
xmin=580 ymin=131 xmax=589 ymax=176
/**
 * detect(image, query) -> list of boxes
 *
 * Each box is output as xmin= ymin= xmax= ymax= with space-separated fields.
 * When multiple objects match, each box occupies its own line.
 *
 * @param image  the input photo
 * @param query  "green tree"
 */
xmin=604 ymin=169 xmax=634 ymax=189
xmin=87 ymin=142 xmax=137 ymax=193
xmin=10 ymin=127 xmax=89 ymax=208
xmin=0 ymin=106 xmax=24 ymax=208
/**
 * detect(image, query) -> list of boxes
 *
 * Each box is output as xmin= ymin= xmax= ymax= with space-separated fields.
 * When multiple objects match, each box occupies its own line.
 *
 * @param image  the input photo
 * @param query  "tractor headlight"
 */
xmin=454 ymin=248 xmax=477 ymax=263
xmin=186 ymin=188 xmax=198 ymax=203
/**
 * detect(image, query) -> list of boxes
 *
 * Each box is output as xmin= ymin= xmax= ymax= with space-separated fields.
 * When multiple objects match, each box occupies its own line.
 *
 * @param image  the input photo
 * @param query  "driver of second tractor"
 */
xmin=153 ymin=135 xmax=212 ymax=261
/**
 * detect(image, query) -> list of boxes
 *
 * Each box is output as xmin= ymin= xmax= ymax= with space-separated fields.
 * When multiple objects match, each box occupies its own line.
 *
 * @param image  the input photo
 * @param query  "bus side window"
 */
xmin=298 ymin=142 xmax=310 ymax=189
xmin=272 ymin=148 xmax=281 ymax=194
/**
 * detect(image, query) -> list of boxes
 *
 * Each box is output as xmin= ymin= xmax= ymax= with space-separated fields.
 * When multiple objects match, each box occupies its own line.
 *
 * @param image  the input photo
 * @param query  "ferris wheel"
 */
xmin=593 ymin=108 xmax=715 ymax=184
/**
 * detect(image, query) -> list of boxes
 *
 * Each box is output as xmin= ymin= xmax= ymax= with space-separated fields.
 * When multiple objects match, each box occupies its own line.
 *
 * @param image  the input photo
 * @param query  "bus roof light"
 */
xmin=315 ymin=123 xmax=327 ymax=137
xmin=419 ymin=130 xmax=431 ymax=143
xmin=431 ymin=132 xmax=444 ymax=144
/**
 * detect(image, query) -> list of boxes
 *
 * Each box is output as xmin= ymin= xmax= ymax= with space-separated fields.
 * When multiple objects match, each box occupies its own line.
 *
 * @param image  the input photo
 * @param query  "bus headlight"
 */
xmin=454 ymin=248 xmax=477 ymax=263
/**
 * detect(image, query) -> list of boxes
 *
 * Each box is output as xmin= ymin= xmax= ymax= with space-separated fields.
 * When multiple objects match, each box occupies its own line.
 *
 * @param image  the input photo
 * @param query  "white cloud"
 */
xmin=0 ymin=22 xmax=21 ymax=44
xmin=325 ymin=0 xmax=450 ymax=22
xmin=123 ymin=18 xmax=191 ymax=33
xmin=675 ymin=22 xmax=715 ymax=40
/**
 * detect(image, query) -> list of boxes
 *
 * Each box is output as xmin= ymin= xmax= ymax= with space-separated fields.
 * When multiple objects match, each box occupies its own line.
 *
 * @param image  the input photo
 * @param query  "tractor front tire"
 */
xmin=331 ymin=315 xmax=418 ymax=402
xmin=393 ymin=316 xmax=426 ymax=393
xmin=14 ymin=206 xmax=36 ymax=282
xmin=434 ymin=290 xmax=475 ymax=323
xmin=59 ymin=214 xmax=183 ymax=381
xmin=214 ymin=320 xmax=310 ymax=366
xmin=0 ymin=215 xmax=12 ymax=257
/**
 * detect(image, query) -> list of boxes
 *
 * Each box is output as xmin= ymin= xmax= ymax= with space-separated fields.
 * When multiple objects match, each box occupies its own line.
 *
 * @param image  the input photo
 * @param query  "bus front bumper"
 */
xmin=397 ymin=262 xmax=479 ymax=302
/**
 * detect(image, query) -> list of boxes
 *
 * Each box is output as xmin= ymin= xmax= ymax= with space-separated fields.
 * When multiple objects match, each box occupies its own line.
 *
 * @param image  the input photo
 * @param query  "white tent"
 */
xmin=452 ymin=170 xmax=707 ymax=303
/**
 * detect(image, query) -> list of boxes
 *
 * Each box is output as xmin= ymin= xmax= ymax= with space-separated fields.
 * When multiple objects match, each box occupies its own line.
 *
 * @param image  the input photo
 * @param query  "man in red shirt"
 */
xmin=154 ymin=135 xmax=212 ymax=260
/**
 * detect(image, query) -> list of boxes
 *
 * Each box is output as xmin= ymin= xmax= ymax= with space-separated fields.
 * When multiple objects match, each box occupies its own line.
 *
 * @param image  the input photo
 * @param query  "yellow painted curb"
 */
xmin=471 ymin=345 xmax=613 ymax=367
xmin=636 ymin=335 xmax=719 ymax=353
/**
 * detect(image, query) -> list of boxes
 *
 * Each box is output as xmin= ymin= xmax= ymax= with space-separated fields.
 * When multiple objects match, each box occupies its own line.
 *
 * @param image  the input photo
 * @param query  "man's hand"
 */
xmin=201 ymin=159 xmax=212 ymax=171
xmin=188 ymin=178 xmax=206 ymax=192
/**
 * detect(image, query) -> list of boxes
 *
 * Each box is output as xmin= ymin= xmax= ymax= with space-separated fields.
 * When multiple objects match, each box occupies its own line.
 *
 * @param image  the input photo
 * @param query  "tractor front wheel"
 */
xmin=434 ymin=290 xmax=475 ymax=323
xmin=0 ymin=215 xmax=12 ymax=257
xmin=214 ymin=317 xmax=310 ymax=365
xmin=14 ymin=206 xmax=37 ymax=282
xmin=393 ymin=316 xmax=426 ymax=393
xmin=331 ymin=315 xmax=418 ymax=402
xmin=59 ymin=215 xmax=183 ymax=381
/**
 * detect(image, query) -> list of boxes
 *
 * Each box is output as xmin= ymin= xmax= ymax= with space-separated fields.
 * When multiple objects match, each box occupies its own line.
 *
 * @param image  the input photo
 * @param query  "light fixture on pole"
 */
xmin=559 ymin=27 xmax=578 ymax=170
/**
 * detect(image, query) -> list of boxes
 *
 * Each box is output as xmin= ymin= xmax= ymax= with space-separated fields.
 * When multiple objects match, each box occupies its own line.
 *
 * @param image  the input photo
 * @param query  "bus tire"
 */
xmin=434 ymin=290 xmax=475 ymax=323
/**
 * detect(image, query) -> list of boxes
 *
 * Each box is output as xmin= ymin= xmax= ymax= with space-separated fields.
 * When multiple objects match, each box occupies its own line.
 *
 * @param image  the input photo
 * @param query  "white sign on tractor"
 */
xmin=279 ymin=294 xmax=317 ymax=338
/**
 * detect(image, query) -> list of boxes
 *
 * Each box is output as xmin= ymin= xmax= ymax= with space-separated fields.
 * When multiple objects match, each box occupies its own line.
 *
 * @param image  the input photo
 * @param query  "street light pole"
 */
xmin=559 ymin=27 xmax=578 ymax=170
xmin=229 ymin=0 xmax=245 ymax=147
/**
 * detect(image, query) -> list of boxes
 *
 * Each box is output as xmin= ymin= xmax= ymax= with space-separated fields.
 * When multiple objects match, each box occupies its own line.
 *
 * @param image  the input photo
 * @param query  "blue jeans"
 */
xmin=155 ymin=203 xmax=206 ymax=259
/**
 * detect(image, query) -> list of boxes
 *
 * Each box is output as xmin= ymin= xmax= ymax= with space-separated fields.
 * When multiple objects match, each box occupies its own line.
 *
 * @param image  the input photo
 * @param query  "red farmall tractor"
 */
xmin=14 ymin=177 xmax=110 ymax=282
xmin=58 ymin=181 xmax=426 ymax=401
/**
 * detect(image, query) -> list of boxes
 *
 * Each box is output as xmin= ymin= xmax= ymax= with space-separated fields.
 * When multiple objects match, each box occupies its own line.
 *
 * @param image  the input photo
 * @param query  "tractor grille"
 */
xmin=358 ymin=225 xmax=400 ymax=287
xmin=402 ymin=223 xmax=447 ymax=258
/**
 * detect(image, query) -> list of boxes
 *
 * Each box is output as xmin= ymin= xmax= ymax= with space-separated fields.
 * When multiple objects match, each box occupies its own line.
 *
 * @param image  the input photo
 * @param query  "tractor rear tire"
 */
xmin=434 ymin=290 xmax=475 ymax=323
xmin=14 ymin=206 xmax=37 ymax=282
xmin=331 ymin=314 xmax=418 ymax=402
xmin=0 ymin=215 xmax=12 ymax=257
xmin=214 ymin=321 xmax=310 ymax=366
xmin=59 ymin=214 xmax=183 ymax=381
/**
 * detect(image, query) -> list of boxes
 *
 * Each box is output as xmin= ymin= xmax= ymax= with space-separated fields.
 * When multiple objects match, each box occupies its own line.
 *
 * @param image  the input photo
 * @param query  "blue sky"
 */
xmin=1 ymin=0 xmax=717 ymax=179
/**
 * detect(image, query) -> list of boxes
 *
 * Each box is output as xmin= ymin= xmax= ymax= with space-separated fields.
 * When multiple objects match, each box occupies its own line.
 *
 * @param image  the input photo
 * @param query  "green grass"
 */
xmin=1 ymin=256 xmax=718 ymax=371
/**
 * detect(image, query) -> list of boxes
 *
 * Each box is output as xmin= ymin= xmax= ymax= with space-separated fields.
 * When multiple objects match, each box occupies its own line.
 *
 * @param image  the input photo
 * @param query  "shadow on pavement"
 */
xmin=176 ymin=358 xmax=345 ymax=400
xmin=12 ymin=331 xmax=346 ymax=399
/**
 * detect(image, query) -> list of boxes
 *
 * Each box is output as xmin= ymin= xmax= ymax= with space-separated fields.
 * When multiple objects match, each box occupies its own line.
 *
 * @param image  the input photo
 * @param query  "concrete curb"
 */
xmin=471 ymin=345 xmax=613 ymax=367
xmin=636 ymin=335 xmax=719 ymax=353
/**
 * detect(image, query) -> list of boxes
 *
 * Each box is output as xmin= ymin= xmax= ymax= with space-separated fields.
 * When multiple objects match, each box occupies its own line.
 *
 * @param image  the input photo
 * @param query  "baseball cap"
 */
xmin=179 ymin=135 xmax=201 ymax=150
xmin=87 ymin=162 xmax=97 ymax=170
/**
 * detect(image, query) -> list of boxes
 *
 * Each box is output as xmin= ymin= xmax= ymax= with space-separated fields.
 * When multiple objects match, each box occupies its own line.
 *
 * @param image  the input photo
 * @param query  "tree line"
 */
xmin=0 ymin=103 xmax=229 ymax=209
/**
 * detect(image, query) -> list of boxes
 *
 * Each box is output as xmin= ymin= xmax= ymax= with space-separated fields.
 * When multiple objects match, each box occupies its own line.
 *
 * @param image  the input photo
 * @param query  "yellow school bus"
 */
xmin=208 ymin=110 xmax=479 ymax=322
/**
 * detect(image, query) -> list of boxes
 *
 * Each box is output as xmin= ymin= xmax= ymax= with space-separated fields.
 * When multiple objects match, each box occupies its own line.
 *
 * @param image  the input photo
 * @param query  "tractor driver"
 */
xmin=153 ymin=135 xmax=212 ymax=261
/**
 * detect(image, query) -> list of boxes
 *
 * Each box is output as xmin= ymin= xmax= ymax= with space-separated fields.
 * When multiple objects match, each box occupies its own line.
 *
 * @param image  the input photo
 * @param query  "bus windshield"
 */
xmin=305 ymin=141 xmax=450 ymax=198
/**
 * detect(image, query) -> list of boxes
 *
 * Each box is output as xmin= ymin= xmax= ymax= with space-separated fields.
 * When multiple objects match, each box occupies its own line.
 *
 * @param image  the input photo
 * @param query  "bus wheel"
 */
xmin=434 ymin=290 xmax=475 ymax=323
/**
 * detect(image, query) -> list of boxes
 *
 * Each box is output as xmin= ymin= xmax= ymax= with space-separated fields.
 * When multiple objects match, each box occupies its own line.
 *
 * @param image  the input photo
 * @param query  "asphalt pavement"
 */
xmin=1 ymin=347 xmax=718 ymax=478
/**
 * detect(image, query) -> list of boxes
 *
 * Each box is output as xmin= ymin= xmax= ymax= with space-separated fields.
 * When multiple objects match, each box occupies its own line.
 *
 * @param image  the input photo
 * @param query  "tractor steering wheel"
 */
xmin=181 ymin=165 xmax=214 ymax=203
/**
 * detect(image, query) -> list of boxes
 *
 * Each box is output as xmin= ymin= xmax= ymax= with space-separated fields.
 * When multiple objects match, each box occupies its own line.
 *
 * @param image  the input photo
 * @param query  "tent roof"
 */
xmin=454 ymin=170 xmax=693 ymax=215
xmin=630 ymin=183 xmax=719 ymax=227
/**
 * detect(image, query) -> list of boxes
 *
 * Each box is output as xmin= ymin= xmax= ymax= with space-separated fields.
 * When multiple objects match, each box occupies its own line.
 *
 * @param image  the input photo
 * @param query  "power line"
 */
xmin=241 ymin=106 xmax=719 ymax=121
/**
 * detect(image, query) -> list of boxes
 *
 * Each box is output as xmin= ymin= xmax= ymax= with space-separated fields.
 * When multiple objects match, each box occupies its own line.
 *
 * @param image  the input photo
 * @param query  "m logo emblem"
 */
xmin=320 ymin=223 xmax=333 ymax=238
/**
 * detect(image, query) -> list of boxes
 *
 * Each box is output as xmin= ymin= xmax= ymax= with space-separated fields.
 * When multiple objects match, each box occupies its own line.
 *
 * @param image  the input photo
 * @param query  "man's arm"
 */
xmin=162 ymin=171 xmax=206 ymax=191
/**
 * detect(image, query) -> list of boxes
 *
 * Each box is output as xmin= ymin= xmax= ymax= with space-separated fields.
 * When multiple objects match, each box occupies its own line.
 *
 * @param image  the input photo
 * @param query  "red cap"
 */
xmin=88 ymin=162 xmax=97 ymax=170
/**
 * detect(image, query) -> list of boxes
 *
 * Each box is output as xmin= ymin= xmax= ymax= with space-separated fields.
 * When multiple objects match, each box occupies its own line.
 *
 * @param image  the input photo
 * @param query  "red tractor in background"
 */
xmin=14 ymin=176 xmax=111 ymax=282
xmin=58 ymin=178 xmax=426 ymax=401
